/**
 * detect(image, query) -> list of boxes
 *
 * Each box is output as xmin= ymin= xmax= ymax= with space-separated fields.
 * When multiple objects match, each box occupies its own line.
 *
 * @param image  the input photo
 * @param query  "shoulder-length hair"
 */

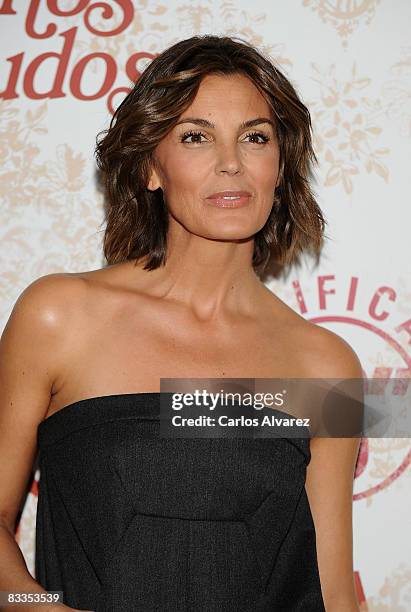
xmin=95 ymin=34 xmax=326 ymax=275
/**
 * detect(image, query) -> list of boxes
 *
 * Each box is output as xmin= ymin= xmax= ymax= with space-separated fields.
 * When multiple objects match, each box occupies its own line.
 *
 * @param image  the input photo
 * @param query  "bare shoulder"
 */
xmin=10 ymin=272 xmax=89 ymax=325
xmin=298 ymin=321 xmax=363 ymax=379
xmin=261 ymin=285 xmax=363 ymax=379
xmin=6 ymin=262 xmax=143 ymax=348
xmin=2 ymin=272 xmax=93 ymax=384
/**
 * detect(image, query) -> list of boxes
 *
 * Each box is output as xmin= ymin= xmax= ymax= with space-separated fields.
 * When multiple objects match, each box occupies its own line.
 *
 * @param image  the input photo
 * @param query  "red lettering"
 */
xmin=318 ymin=275 xmax=335 ymax=310
xmin=0 ymin=53 xmax=24 ymax=99
xmin=0 ymin=5 xmax=149 ymax=107
xmin=75 ymin=0 xmax=134 ymax=37
xmin=292 ymin=280 xmax=307 ymax=314
xmin=23 ymin=27 xmax=76 ymax=99
xmin=106 ymin=51 xmax=155 ymax=113
xmin=107 ymin=86 xmax=130 ymax=114
xmin=368 ymin=286 xmax=396 ymax=321
xmin=124 ymin=51 xmax=156 ymax=82
xmin=395 ymin=318 xmax=411 ymax=344
xmin=70 ymin=52 xmax=117 ymax=100
xmin=25 ymin=0 xmax=56 ymax=39
xmin=47 ymin=0 xmax=89 ymax=16
xmin=346 ymin=276 xmax=358 ymax=311
xmin=0 ymin=0 xmax=16 ymax=14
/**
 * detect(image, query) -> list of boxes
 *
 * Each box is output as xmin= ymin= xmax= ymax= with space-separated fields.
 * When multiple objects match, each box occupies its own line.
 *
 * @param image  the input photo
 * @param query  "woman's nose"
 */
xmin=214 ymin=143 xmax=243 ymax=174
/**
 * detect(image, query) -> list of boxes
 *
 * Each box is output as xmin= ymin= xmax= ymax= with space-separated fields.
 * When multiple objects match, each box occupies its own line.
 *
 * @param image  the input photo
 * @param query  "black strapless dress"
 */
xmin=35 ymin=393 xmax=325 ymax=611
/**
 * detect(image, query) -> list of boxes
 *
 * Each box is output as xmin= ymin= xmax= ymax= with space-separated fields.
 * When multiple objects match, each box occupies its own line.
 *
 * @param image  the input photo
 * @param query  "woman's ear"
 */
xmin=147 ymin=163 xmax=162 ymax=191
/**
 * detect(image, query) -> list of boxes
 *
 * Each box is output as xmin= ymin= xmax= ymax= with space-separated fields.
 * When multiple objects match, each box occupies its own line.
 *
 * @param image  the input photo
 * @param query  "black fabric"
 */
xmin=35 ymin=393 xmax=325 ymax=611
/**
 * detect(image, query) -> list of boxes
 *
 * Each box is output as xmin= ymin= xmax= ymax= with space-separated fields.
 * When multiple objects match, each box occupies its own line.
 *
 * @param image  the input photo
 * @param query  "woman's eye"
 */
xmin=244 ymin=131 xmax=270 ymax=144
xmin=179 ymin=130 xmax=270 ymax=144
xmin=180 ymin=130 xmax=207 ymax=144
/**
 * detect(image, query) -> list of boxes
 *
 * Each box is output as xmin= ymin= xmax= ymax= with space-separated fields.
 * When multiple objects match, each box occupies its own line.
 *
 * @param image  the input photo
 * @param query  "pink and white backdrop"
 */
xmin=1 ymin=1 xmax=410 ymax=609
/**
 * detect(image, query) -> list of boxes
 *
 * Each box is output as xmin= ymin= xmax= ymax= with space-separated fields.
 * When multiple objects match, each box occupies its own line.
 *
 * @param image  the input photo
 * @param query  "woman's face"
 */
xmin=147 ymin=73 xmax=280 ymax=242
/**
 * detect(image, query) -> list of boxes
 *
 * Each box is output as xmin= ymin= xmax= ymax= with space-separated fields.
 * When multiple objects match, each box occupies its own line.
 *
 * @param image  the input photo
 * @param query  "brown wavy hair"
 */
xmin=95 ymin=34 xmax=326 ymax=275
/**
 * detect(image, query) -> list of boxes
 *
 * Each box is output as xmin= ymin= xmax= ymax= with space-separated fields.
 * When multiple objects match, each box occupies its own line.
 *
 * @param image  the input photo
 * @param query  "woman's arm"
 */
xmin=304 ymin=328 xmax=364 ymax=612
xmin=0 ymin=274 xmax=89 ymax=612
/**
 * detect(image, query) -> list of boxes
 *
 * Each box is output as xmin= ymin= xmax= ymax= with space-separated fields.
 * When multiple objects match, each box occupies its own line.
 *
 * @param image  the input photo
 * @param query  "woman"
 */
xmin=0 ymin=35 xmax=362 ymax=611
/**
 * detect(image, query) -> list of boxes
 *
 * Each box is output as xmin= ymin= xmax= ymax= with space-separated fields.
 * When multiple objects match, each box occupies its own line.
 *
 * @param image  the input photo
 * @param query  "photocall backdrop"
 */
xmin=1 ymin=1 xmax=410 ymax=609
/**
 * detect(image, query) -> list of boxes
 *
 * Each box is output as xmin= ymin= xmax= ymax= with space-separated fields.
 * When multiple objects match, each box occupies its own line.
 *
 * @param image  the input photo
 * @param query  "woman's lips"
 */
xmin=205 ymin=194 xmax=252 ymax=208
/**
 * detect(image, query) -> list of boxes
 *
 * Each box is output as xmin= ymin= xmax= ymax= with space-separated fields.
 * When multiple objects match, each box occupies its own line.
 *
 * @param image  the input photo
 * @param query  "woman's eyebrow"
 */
xmin=175 ymin=117 xmax=275 ymax=129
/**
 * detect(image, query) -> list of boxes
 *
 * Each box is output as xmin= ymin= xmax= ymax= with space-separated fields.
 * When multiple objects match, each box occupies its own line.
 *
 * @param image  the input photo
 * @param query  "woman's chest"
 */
xmin=75 ymin=311 xmax=306 ymax=379
xmin=50 ymin=302 xmax=309 ymax=417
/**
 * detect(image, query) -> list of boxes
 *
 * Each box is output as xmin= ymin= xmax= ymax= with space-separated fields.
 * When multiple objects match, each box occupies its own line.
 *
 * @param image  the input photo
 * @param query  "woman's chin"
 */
xmin=200 ymin=227 xmax=260 ymax=242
